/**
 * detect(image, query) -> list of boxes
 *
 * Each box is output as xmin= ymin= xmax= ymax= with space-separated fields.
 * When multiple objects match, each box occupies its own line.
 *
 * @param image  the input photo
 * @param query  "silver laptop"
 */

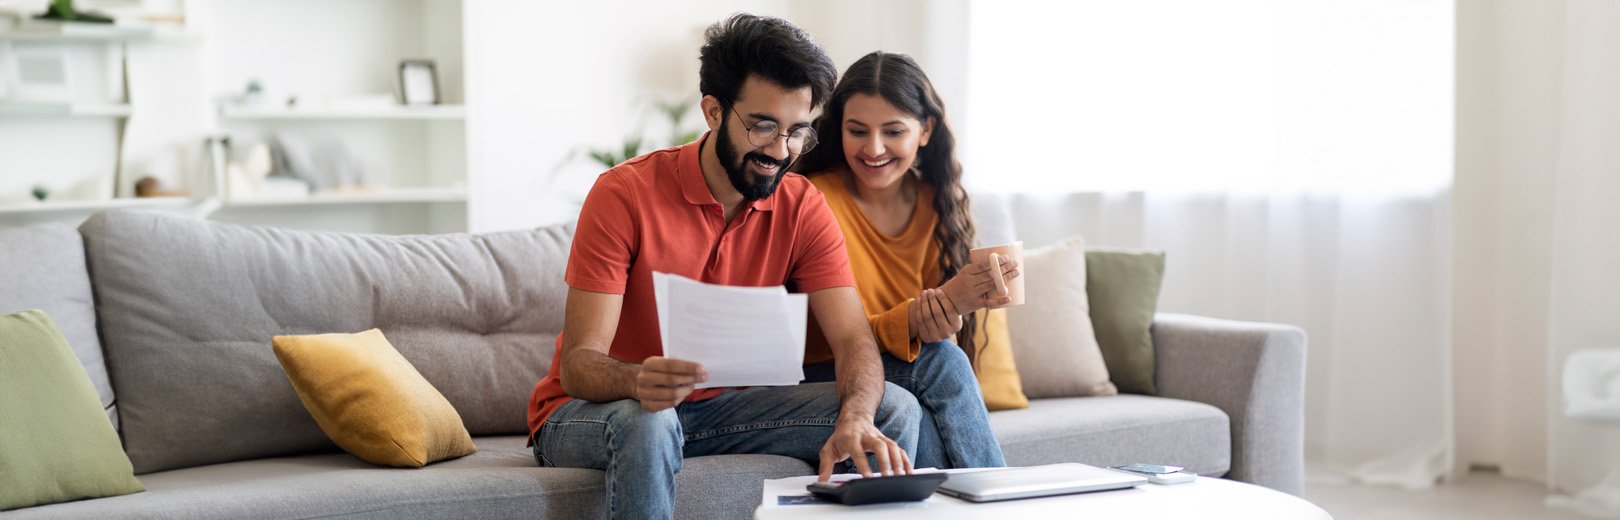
xmin=936 ymin=463 xmax=1147 ymax=502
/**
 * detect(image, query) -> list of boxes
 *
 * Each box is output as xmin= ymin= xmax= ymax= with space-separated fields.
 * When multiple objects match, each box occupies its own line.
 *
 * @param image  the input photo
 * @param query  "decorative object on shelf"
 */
xmin=36 ymin=0 xmax=111 ymax=23
xmin=232 ymin=78 xmax=265 ymax=107
xmin=133 ymin=176 xmax=184 ymax=198
xmin=270 ymin=134 xmax=381 ymax=194
xmin=397 ymin=59 xmax=438 ymax=105
xmin=224 ymin=141 xmax=272 ymax=198
xmin=31 ymin=185 xmax=48 ymax=201
xmin=1 ymin=41 xmax=73 ymax=102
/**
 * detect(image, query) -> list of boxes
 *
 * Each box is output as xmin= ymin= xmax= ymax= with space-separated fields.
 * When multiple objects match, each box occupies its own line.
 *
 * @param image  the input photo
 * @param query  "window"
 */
xmin=961 ymin=0 xmax=1453 ymax=195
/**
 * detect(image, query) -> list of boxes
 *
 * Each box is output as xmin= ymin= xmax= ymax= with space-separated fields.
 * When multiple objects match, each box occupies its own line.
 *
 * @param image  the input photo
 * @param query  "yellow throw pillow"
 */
xmin=966 ymin=308 xmax=1029 ymax=411
xmin=272 ymin=329 xmax=477 ymax=467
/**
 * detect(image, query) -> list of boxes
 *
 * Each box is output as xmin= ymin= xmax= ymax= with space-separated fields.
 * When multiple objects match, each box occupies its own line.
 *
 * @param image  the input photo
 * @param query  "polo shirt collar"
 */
xmin=678 ymin=132 xmax=776 ymax=212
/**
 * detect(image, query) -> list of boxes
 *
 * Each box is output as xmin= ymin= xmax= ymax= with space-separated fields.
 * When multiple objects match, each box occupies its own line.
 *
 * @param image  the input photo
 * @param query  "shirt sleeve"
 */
xmin=564 ymin=172 xmax=639 ymax=294
xmin=788 ymin=186 xmax=857 ymax=293
xmin=871 ymin=298 xmax=921 ymax=362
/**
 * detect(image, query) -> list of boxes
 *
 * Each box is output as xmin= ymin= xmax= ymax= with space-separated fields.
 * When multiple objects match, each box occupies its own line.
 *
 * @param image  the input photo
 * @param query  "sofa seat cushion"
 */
xmin=990 ymin=394 xmax=1231 ymax=477
xmin=3 ymin=436 xmax=815 ymax=520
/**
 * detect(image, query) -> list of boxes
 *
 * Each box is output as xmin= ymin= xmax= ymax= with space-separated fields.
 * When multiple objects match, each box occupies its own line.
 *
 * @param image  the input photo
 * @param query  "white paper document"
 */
xmin=652 ymin=271 xmax=807 ymax=389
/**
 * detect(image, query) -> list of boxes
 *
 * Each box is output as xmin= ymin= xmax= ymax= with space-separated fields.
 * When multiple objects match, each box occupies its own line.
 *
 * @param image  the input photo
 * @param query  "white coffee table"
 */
xmin=755 ymin=476 xmax=1331 ymax=519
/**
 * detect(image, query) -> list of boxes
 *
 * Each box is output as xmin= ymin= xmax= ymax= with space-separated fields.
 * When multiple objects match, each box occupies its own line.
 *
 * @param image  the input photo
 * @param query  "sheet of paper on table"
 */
xmin=652 ymin=271 xmax=807 ymax=389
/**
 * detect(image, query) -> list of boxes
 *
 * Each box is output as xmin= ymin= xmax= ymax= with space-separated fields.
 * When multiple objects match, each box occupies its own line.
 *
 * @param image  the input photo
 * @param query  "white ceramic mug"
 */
xmin=968 ymin=241 xmax=1024 ymax=308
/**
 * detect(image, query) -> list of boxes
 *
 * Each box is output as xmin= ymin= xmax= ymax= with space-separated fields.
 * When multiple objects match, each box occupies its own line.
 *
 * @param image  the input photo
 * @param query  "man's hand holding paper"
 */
xmin=634 ymin=356 xmax=708 ymax=413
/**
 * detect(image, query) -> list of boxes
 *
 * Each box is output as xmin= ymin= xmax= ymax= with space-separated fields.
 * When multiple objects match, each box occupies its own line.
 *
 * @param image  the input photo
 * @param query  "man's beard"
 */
xmin=715 ymin=115 xmax=790 ymax=202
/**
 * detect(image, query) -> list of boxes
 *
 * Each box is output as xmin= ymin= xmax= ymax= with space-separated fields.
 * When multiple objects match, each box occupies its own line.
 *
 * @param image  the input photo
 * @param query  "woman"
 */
xmin=796 ymin=51 xmax=1018 ymax=469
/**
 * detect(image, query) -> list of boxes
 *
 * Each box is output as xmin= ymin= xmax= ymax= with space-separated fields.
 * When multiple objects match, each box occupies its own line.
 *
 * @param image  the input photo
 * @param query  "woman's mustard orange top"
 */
xmin=804 ymin=172 xmax=939 ymax=364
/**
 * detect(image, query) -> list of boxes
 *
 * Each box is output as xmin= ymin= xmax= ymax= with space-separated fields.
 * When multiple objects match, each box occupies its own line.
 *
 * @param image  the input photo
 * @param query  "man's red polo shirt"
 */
xmin=526 ymin=134 xmax=856 ymax=440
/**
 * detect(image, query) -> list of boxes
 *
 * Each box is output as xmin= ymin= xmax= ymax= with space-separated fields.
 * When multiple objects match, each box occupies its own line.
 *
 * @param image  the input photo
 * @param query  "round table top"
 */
xmin=755 ymin=476 xmax=1332 ymax=520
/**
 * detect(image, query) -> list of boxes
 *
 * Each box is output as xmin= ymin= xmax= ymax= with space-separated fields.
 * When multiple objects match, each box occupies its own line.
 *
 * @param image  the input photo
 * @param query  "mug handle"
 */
xmin=989 ymin=252 xmax=1009 ymax=298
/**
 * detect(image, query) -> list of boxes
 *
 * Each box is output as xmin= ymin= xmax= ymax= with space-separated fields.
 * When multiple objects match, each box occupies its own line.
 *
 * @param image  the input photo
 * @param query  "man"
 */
xmin=526 ymin=14 xmax=920 ymax=519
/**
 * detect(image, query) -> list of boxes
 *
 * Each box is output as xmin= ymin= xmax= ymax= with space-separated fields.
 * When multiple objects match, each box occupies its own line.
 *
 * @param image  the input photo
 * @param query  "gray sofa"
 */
xmin=1 ymin=208 xmax=1305 ymax=519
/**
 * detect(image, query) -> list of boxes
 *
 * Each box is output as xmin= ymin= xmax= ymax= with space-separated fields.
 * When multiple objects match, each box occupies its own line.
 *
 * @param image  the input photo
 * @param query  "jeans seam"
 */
xmin=682 ymin=418 xmax=837 ymax=442
xmin=891 ymin=375 xmax=923 ymax=395
xmin=603 ymin=416 xmax=619 ymax=520
xmin=534 ymin=443 xmax=553 ymax=467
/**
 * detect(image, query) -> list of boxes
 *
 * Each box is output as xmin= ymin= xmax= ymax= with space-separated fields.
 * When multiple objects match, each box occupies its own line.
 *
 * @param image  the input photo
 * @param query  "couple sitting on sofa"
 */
xmin=526 ymin=13 xmax=1022 ymax=519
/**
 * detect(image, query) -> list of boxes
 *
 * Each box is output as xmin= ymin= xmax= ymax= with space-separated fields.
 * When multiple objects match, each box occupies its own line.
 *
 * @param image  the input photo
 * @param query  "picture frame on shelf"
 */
xmin=397 ymin=59 xmax=438 ymax=105
xmin=1 ymin=41 xmax=74 ymax=102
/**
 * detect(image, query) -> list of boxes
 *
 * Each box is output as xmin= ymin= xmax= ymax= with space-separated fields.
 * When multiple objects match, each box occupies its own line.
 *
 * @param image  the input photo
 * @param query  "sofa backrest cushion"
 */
xmin=79 ymin=210 xmax=571 ymax=474
xmin=0 ymin=223 xmax=118 ymax=430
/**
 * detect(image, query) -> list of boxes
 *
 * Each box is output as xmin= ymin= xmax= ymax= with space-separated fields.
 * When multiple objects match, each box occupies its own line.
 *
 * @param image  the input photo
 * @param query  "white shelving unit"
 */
xmin=0 ymin=21 xmax=142 ymax=220
xmin=1 ymin=0 xmax=473 ymax=235
xmin=202 ymin=0 xmax=469 ymax=235
xmin=0 ymin=196 xmax=191 ymax=214
xmin=0 ymin=102 xmax=134 ymax=117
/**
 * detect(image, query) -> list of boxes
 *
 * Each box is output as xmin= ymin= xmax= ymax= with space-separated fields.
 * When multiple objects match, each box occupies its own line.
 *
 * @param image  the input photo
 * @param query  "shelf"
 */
xmin=0 ymin=102 xmax=132 ymax=117
xmin=219 ymin=105 xmax=466 ymax=121
xmin=0 ymin=196 xmax=191 ymax=214
xmin=0 ymin=189 xmax=465 ymax=215
xmin=0 ymin=22 xmax=199 ymax=42
xmin=223 ymin=187 xmax=468 ymax=207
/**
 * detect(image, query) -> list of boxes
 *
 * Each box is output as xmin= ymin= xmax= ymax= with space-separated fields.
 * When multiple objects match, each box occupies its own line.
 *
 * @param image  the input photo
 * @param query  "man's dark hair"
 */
xmin=699 ymin=14 xmax=837 ymax=109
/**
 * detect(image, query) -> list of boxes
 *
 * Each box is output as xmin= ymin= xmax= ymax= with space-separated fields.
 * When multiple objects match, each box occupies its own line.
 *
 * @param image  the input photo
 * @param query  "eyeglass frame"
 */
xmin=723 ymin=104 xmax=820 ymax=155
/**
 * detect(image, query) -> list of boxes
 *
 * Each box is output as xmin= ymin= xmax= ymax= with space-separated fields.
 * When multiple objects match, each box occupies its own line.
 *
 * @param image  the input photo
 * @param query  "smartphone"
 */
xmin=1146 ymin=471 xmax=1197 ymax=484
xmin=1111 ymin=463 xmax=1183 ymax=475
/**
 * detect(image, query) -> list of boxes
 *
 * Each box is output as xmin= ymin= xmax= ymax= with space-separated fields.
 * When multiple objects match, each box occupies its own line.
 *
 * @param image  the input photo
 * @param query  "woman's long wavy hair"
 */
xmin=795 ymin=51 xmax=981 ymax=358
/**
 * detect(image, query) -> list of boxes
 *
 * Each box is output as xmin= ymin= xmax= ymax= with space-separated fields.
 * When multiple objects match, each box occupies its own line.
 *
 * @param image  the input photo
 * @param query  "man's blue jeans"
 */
xmin=532 ymin=381 xmax=920 ymax=520
xmin=804 ymin=340 xmax=1007 ymax=470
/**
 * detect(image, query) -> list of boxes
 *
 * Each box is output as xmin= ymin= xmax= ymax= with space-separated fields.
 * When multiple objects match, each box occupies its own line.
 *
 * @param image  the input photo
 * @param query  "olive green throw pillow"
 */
xmin=1085 ymin=247 xmax=1166 ymax=395
xmin=0 ymin=310 xmax=144 ymax=511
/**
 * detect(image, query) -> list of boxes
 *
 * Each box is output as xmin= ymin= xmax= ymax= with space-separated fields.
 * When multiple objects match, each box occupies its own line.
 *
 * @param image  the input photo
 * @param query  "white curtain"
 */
xmin=963 ymin=0 xmax=1457 ymax=488
xmin=1453 ymin=0 xmax=1620 ymax=509
xmin=1545 ymin=0 xmax=1620 ymax=505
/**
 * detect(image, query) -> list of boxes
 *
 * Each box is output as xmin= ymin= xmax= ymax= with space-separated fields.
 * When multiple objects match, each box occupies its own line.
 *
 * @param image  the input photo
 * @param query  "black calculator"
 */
xmin=806 ymin=473 xmax=949 ymax=505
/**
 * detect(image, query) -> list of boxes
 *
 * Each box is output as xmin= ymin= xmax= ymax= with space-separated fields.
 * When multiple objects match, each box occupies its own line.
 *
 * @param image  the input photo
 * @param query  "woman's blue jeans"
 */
xmin=804 ymin=339 xmax=1007 ymax=470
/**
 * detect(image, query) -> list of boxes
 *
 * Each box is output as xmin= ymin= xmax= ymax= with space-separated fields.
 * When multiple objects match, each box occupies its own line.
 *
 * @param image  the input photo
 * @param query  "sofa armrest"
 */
xmin=1151 ymin=313 xmax=1306 ymax=496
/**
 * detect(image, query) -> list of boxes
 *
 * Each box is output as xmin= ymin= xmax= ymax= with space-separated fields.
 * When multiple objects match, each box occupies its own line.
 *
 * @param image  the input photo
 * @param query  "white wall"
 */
xmin=465 ymin=0 xmax=966 ymax=232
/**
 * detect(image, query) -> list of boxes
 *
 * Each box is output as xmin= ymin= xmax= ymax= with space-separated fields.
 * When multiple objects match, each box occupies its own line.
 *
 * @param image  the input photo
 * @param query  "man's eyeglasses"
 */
xmin=731 ymin=109 xmax=819 ymax=155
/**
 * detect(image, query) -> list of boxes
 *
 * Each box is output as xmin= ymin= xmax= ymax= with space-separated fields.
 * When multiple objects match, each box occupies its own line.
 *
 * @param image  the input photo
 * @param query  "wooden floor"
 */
xmin=1306 ymin=472 xmax=1604 ymax=520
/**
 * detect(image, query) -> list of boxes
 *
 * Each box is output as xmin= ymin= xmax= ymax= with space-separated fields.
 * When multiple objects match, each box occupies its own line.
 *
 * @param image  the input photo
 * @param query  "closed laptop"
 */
xmin=937 ymin=463 xmax=1148 ymax=502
